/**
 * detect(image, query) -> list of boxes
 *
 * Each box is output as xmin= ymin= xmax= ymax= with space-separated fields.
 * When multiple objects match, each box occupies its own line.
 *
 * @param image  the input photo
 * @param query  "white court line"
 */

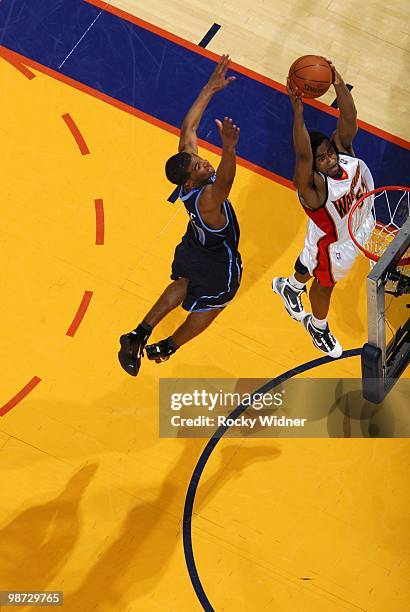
xmin=55 ymin=0 xmax=184 ymax=285
xmin=58 ymin=1 xmax=112 ymax=69
xmin=120 ymin=203 xmax=185 ymax=288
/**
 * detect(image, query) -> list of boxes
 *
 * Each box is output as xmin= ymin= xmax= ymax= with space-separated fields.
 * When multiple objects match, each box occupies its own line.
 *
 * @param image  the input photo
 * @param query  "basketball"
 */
xmin=289 ymin=55 xmax=333 ymax=99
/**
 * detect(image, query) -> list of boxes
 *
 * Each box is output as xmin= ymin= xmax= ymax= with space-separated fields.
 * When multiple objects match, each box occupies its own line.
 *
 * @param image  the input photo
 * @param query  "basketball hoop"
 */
xmin=348 ymin=186 xmax=410 ymax=266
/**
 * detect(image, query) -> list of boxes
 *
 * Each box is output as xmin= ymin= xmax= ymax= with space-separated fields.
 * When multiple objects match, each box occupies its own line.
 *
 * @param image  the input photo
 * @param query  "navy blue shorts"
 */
xmin=171 ymin=241 xmax=242 ymax=312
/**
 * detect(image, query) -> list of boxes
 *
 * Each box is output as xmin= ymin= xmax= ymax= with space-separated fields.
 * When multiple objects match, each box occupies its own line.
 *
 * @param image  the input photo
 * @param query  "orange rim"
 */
xmin=348 ymin=185 xmax=410 ymax=266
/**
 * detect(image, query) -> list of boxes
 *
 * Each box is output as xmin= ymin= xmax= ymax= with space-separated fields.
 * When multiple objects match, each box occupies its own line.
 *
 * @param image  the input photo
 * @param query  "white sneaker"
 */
xmin=272 ymin=277 xmax=306 ymax=321
xmin=302 ymin=314 xmax=343 ymax=359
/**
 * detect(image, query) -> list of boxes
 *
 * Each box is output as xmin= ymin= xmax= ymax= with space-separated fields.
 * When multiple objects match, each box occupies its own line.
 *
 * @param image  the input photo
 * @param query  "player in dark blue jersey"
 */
xmin=118 ymin=55 xmax=242 ymax=376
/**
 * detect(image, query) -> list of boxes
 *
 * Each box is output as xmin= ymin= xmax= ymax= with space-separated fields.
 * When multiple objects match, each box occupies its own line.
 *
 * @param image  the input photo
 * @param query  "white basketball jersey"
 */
xmin=303 ymin=154 xmax=374 ymax=244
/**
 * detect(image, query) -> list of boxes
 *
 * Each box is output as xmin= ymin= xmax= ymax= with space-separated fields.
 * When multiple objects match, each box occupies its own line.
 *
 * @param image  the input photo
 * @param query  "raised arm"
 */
xmin=288 ymin=79 xmax=322 ymax=210
xmin=178 ymin=54 xmax=236 ymax=154
xmin=328 ymin=61 xmax=357 ymax=153
xmin=198 ymin=117 xmax=240 ymax=222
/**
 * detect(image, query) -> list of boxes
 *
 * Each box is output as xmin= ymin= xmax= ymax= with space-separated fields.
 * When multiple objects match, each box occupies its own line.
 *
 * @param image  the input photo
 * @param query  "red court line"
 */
xmin=66 ymin=291 xmax=94 ymax=337
xmin=61 ymin=112 xmax=90 ymax=155
xmin=95 ymin=198 xmax=105 ymax=244
xmin=0 ymin=376 xmax=42 ymax=417
xmin=85 ymin=0 xmax=410 ymax=151
xmin=1 ymin=46 xmax=408 ymax=193
xmin=0 ymin=46 xmax=36 ymax=79
xmin=0 ymin=48 xmax=291 ymax=189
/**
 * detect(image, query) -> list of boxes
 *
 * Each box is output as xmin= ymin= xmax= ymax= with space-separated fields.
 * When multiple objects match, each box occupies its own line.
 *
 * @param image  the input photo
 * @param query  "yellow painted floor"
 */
xmin=0 ymin=53 xmax=409 ymax=612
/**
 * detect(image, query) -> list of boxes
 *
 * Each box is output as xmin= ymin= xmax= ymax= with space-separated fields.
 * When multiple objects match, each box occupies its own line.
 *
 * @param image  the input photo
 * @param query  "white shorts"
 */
xmin=299 ymin=215 xmax=374 ymax=286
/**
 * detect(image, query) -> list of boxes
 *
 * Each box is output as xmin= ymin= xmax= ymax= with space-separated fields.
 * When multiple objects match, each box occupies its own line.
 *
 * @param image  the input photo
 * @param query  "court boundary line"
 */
xmin=182 ymin=348 xmax=362 ymax=611
xmin=0 ymin=46 xmax=293 ymax=190
xmin=84 ymin=0 xmax=410 ymax=151
xmin=66 ymin=290 xmax=94 ymax=337
xmin=0 ymin=377 xmax=42 ymax=417
xmin=62 ymin=112 xmax=90 ymax=155
xmin=95 ymin=198 xmax=105 ymax=245
xmin=0 ymin=47 xmax=35 ymax=79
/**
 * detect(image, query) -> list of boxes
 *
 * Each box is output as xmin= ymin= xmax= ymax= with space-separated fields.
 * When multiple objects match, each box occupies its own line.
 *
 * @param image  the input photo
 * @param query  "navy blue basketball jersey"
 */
xmin=178 ymin=175 xmax=240 ymax=254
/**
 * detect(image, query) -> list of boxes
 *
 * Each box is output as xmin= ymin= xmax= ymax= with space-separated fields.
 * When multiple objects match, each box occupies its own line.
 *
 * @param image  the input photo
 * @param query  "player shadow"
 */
xmin=0 ymin=375 xmax=279 ymax=610
xmin=61 ymin=439 xmax=279 ymax=611
xmin=0 ymin=463 xmax=98 ymax=595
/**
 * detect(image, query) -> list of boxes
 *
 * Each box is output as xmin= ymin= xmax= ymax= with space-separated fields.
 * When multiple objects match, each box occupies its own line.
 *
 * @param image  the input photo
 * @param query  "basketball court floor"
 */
xmin=0 ymin=1 xmax=409 ymax=610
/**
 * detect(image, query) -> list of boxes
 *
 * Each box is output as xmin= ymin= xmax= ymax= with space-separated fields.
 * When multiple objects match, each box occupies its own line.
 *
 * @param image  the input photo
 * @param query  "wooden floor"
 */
xmin=113 ymin=0 xmax=410 ymax=140
xmin=0 ymin=1 xmax=409 ymax=611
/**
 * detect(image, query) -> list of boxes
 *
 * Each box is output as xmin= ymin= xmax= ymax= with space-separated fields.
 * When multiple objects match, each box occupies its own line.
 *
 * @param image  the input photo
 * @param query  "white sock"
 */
xmin=288 ymin=275 xmax=305 ymax=291
xmin=312 ymin=316 xmax=327 ymax=330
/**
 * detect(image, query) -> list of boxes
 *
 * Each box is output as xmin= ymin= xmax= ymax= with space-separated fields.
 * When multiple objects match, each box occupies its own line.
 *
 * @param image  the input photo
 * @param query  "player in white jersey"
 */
xmin=272 ymin=61 xmax=374 ymax=358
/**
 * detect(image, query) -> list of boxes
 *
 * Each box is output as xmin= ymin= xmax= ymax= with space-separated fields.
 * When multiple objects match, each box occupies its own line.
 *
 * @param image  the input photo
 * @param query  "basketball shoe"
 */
xmin=146 ymin=338 xmax=178 ymax=363
xmin=302 ymin=314 xmax=343 ymax=358
xmin=118 ymin=328 xmax=150 ymax=376
xmin=272 ymin=277 xmax=306 ymax=321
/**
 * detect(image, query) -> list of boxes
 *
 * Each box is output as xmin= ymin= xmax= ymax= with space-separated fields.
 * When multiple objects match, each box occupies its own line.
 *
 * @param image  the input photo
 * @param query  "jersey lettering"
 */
xmin=332 ymin=162 xmax=361 ymax=218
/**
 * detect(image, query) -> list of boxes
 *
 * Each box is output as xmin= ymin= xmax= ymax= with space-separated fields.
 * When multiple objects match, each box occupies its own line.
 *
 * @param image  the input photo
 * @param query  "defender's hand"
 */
xmin=207 ymin=54 xmax=236 ymax=93
xmin=215 ymin=117 xmax=240 ymax=147
xmin=287 ymin=78 xmax=303 ymax=113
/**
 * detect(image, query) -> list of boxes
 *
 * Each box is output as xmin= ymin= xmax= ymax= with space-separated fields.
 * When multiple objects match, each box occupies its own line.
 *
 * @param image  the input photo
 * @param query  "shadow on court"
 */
xmin=61 ymin=441 xmax=279 ymax=611
xmin=0 ymin=377 xmax=280 ymax=611
xmin=0 ymin=463 xmax=98 ymax=595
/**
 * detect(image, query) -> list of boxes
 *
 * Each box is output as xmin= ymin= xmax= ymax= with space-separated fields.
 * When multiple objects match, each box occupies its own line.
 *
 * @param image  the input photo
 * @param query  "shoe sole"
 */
xmin=118 ymin=335 xmax=141 ymax=377
xmin=272 ymin=278 xmax=305 ymax=322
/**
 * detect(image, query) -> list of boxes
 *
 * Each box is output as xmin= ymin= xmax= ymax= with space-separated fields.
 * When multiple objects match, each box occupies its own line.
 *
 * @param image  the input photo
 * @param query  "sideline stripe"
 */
xmin=85 ymin=0 xmax=410 ymax=151
xmin=61 ymin=112 xmax=90 ymax=155
xmin=0 ymin=376 xmax=42 ymax=417
xmin=199 ymin=24 xmax=221 ymax=48
xmin=183 ymin=348 xmax=362 ymax=611
xmin=94 ymin=198 xmax=105 ymax=244
xmin=0 ymin=48 xmax=293 ymax=191
xmin=0 ymin=46 xmax=35 ymax=79
xmin=66 ymin=290 xmax=94 ymax=337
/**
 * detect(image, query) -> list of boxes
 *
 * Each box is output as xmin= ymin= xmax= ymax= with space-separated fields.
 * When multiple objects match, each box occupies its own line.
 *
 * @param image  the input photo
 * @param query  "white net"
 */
xmin=349 ymin=187 xmax=410 ymax=263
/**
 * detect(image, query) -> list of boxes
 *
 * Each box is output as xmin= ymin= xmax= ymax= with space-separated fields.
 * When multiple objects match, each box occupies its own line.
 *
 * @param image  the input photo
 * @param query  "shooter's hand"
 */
xmin=287 ymin=77 xmax=303 ymax=114
xmin=323 ymin=58 xmax=342 ymax=86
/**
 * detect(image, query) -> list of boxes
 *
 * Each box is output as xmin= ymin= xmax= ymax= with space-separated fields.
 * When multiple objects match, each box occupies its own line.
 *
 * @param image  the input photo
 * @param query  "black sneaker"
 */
xmin=146 ymin=339 xmax=176 ymax=363
xmin=302 ymin=314 xmax=343 ymax=359
xmin=118 ymin=330 xmax=149 ymax=376
xmin=272 ymin=277 xmax=306 ymax=321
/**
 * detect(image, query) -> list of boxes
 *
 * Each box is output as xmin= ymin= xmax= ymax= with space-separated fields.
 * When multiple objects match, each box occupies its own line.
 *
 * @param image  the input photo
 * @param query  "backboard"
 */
xmin=362 ymin=217 xmax=410 ymax=403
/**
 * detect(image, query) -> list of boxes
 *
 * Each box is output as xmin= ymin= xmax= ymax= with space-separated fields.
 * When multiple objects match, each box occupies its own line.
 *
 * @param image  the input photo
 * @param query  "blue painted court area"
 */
xmin=0 ymin=0 xmax=409 ymax=186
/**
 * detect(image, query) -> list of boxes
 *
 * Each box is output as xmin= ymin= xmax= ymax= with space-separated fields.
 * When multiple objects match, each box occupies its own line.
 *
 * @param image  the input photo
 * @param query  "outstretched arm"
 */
xmin=328 ymin=60 xmax=357 ymax=153
xmin=178 ymin=54 xmax=236 ymax=154
xmin=199 ymin=117 xmax=240 ymax=217
xmin=288 ymin=79 xmax=321 ymax=210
